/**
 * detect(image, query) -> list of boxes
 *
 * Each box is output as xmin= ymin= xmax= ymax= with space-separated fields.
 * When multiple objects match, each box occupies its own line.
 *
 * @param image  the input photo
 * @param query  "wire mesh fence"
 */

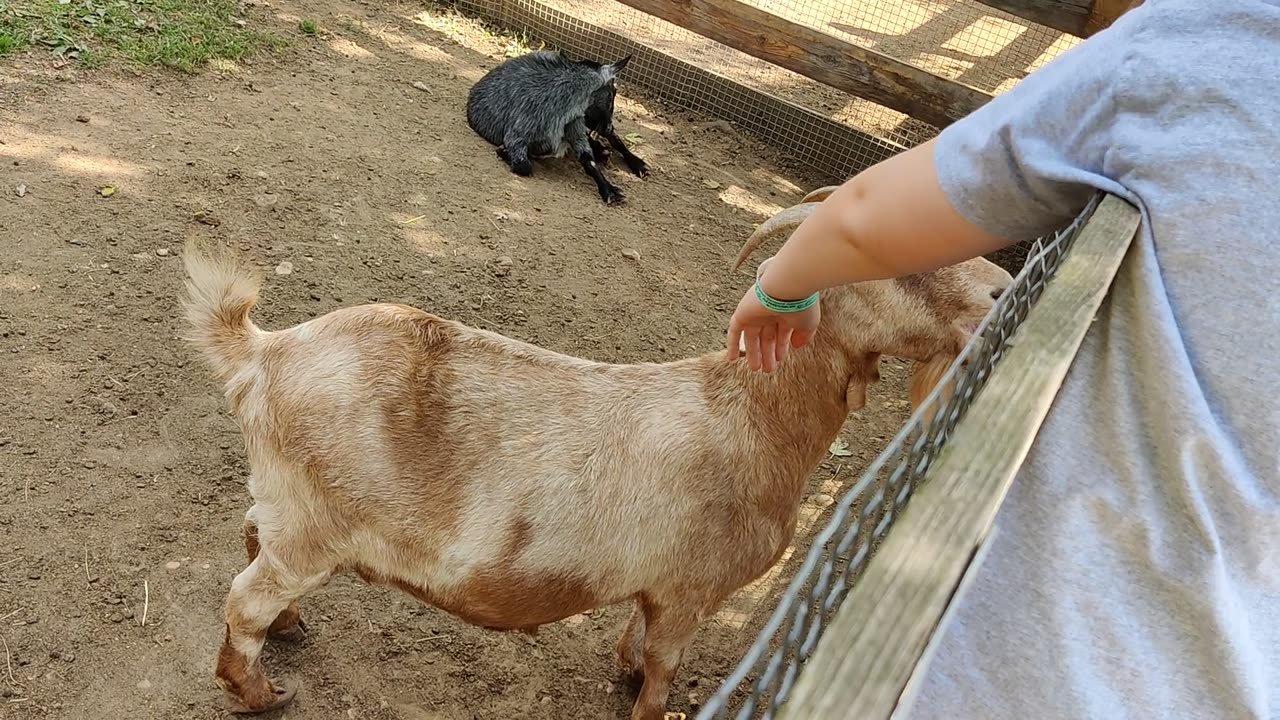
xmin=448 ymin=0 xmax=1080 ymax=178
xmin=695 ymin=192 xmax=1104 ymax=719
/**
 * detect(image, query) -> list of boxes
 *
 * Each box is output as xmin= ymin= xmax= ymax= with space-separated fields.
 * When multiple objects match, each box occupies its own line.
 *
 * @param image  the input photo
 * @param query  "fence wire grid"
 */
xmin=448 ymin=0 xmax=1079 ymax=180
xmin=695 ymin=193 xmax=1104 ymax=719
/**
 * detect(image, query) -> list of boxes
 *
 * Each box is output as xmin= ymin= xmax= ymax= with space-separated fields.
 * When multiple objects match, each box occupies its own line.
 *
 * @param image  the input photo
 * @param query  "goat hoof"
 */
xmin=603 ymin=188 xmax=625 ymax=205
xmin=511 ymin=160 xmax=533 ymax=177
xmin=224 ymin=683 xmax=296 ymax=714
xmin=629 ymin=160 xmax=649 ymax=178
xmin=617 ymin=663 xmax=645 ymax=686
xmin=269 ymin=619 xmax=307 ymax=644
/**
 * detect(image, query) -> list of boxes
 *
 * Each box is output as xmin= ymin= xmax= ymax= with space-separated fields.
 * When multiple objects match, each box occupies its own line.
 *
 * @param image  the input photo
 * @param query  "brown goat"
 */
xmin=181 ymin=202 xmax=1010 ymax=719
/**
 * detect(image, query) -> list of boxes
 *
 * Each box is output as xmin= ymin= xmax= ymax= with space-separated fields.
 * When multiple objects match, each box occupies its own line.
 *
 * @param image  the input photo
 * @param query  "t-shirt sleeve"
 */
xmin=934 ymin=8 xmax=1142 ymax=242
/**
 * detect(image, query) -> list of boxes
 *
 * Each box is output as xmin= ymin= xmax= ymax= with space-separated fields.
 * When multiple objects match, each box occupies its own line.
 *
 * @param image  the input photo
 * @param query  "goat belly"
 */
xmin=350 ymin=560 xmax=600 ymax=633
xmin=528 ymin=137 xmax=570 ymax=160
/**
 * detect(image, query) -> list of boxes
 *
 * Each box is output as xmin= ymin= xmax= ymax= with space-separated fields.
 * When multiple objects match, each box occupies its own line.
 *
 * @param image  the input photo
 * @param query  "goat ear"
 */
xmin=600 ymin=54 xmax=631 ymax=81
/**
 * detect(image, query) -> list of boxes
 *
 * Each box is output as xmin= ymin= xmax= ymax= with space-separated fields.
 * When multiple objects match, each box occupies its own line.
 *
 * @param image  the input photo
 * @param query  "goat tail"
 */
xmin=180 ymin=239 xmax=264 ymax=380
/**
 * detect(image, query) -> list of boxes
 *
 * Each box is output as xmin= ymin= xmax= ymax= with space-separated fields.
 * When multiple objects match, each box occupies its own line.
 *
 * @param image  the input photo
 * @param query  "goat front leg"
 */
xmin=567 ymin=119 xmax=623 ymax=205
xmin=589 ymin=135 xmax=612 ymax=164
xmin=615 ymin=601 xmax=646 ymax=683
xmin=629 ymin=600 xmax=701 ymax=720
xmin=602 ymin=129 xmax=649 ymax=178
xmin=242 ymin=517 xmax=306 ymax=643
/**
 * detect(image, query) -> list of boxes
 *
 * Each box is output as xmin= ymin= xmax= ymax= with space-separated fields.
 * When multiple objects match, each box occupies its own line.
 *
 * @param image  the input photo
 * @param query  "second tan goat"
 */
xmin=181 ymin=200 xmax=1011 ymax=720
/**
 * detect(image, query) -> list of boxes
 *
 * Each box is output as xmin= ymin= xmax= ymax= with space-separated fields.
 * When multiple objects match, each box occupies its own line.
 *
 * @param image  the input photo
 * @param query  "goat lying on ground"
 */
xmin=181 ymin=204 xmax=1010 ymax=719
xmin=466 ymin=50 xmax=648 ymax=205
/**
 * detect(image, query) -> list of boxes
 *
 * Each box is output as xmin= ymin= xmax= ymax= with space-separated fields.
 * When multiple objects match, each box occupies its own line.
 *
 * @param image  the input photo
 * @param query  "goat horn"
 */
xmin=732 ymin=202 xmax=820 ymax=272
xmin=800 ymin=185 xmax=840 ymax=205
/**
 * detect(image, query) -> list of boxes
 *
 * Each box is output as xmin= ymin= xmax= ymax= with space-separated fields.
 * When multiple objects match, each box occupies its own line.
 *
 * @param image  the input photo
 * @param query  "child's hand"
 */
xmin=725 ymin=287 xmax=820 ymax=373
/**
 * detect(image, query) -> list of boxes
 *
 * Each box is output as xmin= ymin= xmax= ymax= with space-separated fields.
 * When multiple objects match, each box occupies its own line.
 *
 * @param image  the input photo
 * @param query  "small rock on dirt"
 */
xmin=164 ymin=561 xmax=181 ymax=570
xmin=136 ymin=679 xmax=151 ymax=690
xmin=76 ymin=114 xmax=90 ymax=123
xmin=275 ymin=261 xmax=294 ymax=275
xmin=564 ymin=613 xmax=587 ymax=626
xmin=621 ymin=248 xmax=641 ymax=261
xmin=412 ymin=81 xmax=431 ymax=93
xmin=155 ymin=248 xmax=170 ymax=257
xmin=812 ymin=493 xmax=835 ymax=508
xmin=492 ymin=256 xmax=513 ymax=277
xmin=254 ymin=193 xmax=279 ymax=208
xmin=15 ymin=184 xmax=25 ymax=198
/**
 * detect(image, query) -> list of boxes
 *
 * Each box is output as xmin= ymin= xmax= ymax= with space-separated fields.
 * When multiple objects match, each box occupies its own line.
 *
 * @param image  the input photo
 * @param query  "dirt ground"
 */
xmin=0 ymin=1 xmax=921 ymax=718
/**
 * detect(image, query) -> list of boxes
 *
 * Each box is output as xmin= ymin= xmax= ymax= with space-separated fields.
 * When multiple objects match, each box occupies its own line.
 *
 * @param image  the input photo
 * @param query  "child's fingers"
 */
xmin=726 ymin=322 xmax=742 ymax=360
xmin=776 ymin=326 xmax=793 ymax=365
xmin=745 ymin=328 xmax=763 ymax=372
xmin=760 ymin=324 xmax=777 ymax=373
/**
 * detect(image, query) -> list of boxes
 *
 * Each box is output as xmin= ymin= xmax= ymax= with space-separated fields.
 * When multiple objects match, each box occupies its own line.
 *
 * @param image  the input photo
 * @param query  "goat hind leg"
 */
xmin=629 ymin=601 xmax=701 ymax=720
xmin=216 ymin=556 xmax=320 ymax=714
xmin=500 ymin=133 xmax=534 ymax=176
xmin=242 ymin=517 xmax=306 ymax=643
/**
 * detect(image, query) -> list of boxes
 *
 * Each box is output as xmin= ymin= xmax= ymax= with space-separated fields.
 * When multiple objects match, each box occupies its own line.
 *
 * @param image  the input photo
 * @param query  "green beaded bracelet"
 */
xmin=754 ymin=281 xmax=819 ymax=313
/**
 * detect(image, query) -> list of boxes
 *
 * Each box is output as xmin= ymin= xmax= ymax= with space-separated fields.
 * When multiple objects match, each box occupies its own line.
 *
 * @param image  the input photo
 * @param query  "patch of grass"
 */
xmin=298 ymin=18 xmax=315 ymax=36
xmin=0 ymin=0 xmax=285 ymax=71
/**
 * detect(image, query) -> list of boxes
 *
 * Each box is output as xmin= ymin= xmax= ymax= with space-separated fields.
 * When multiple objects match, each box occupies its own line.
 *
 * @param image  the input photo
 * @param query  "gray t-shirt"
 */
xmin=909 ymin=1 xmax=1280 ymax=718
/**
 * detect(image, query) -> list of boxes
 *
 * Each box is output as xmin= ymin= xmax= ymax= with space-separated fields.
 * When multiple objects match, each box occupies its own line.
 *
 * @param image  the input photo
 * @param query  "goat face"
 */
xmin=733 ymin=192 xmax=1014 ymax=364
xmin=818 ymin=256 xmax=1011 ymax=364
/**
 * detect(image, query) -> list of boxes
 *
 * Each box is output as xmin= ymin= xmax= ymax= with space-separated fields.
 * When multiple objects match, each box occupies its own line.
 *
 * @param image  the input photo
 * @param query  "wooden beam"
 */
xmin=1086 ymin=0 xmax=1141 ymax=36
xmin=612 ymin=0 xmax=993 ymax=128
xmin=971 ymin=0 xmax=1139 ymax=37
xmin=775 ymin=194 xmax=1142 ymax=720
xmin=970 ymin=0 xmax=1091 ymax=36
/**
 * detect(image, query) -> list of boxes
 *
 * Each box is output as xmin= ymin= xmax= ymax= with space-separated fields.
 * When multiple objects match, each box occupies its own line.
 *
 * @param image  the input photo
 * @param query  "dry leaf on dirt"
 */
xmin=701 ymin=179 xmax=720 ymax=189
xmin=624 ymin=132 xmax=644 ymax=145
xmin=828 ymin=437 xmax=853 ymax=457
xmin=99 ymin=185 xmax=116 ymax=197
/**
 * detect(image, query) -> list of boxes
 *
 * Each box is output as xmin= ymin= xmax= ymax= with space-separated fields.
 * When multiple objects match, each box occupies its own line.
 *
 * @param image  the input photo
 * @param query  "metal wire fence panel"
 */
xmin=448 ymin=0 xmax=1079 ymax=170
xmin=695 ymin=192 xmax=1105 ymax=720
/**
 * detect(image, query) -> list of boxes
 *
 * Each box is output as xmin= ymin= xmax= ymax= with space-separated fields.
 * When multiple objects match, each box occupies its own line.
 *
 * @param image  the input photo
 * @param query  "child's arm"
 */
xmin=725 ymin=0 xmax=1142 ymax=373
xmin=725 ymin=138 xmax=1016 ymax=373
xmin=753 ymin=138 xmax=1015 ymax=305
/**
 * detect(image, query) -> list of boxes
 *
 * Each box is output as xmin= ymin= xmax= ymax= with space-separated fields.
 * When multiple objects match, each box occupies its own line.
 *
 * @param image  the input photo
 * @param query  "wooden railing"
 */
xmin=613 ymin=0 xmax=1136 ymax=129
